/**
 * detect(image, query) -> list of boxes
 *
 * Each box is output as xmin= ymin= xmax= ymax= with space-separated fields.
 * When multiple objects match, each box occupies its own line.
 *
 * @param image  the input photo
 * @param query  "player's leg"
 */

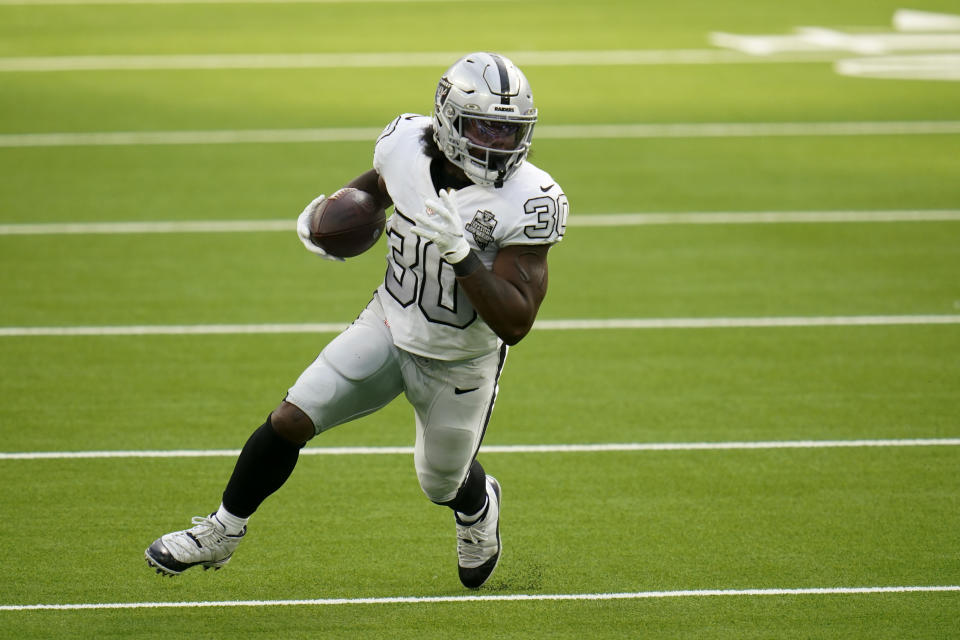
xmin=145 ymin=297 xmax=403 ymax=575
xmin=216 ymin=402 xmax=310 ymax=522
xmin=404 ymin=345 xmax=508 ymax=588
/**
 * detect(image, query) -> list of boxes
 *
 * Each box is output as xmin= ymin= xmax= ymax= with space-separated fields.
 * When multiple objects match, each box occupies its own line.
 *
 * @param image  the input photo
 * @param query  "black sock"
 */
xmin=221 ymin=417 xmax=303 ymax=518
xmin=438 ymin=459 xmax=487 ymax=515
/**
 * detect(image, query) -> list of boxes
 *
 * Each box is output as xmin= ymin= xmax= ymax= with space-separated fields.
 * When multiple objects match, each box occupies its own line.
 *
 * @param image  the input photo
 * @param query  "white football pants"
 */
xmin=286 ymin=293 xmax=507 ymax=503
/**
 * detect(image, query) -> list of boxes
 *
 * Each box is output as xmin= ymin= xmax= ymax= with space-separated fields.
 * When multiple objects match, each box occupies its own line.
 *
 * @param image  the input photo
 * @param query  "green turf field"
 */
xmin=1 ymin=1 xmax=959 ymax=637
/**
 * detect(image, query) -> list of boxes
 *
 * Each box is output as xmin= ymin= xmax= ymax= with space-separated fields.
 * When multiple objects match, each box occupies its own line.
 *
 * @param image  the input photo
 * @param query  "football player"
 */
xmin=145 ymin=52 xmax=568 ymax=589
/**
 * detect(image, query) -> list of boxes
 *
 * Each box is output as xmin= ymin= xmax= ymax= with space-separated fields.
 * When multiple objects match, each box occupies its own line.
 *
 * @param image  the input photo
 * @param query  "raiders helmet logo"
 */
xmin=436 ymin=79 xmax=452 ymax=107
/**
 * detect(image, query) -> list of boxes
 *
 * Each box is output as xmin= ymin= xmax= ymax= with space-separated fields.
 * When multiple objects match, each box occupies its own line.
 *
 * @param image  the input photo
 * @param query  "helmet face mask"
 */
xmin=432 ymin=53 xmax=537 ymax=188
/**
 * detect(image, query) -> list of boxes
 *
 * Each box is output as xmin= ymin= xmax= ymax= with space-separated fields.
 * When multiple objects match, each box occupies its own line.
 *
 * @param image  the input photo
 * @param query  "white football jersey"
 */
xmin=373 ymin=114 xmax=567 ymax=361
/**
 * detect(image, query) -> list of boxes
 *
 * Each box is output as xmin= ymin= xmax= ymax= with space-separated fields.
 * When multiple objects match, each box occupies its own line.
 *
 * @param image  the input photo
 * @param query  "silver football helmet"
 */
xmin=432 ymin=52 xmax=537 ymax=188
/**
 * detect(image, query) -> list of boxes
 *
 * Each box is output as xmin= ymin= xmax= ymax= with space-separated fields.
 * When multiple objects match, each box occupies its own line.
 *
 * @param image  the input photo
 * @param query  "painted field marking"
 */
xmin=3 ymin=439 xmax=960 ymax=460
xmin=540 ymin=121 xmax=960 ymax=138
xmin=0 ymin=49 xmax=837 ymax=73
xmin=534 ymin=315 xmax=960 ymax=330
xmin=711 ymin=10 xmax=960 ymax=57
xmin=0 ymin=220 xmax=295 ymax=234
xmin=2 ymin=121 xmax=960 ymax=148
xmin=712 ymin=29 xmax=960 ymax=56
xmin=710 ymin=10 xmax=960 ymax=81
xmin=0 ymin=0 xmax=493 ymax=4
xmin=1 ymin=315 xmax=959 ymax=338
xmin=0 ymin=128 xmax=379 ymax=147
xmin=2 ymin=585 xmax=957 ymax=611
xmin=0 ymin=322 xmax=349 ymax=336
xmin=572 ymin=210 xmax=960 ymax=226
xmin=895 ymin=9 xmax=960 ymax=32
xmin=1 ymin=210 xmax=958 ymax=237
xmin=836 ymin=54 xmax=960 ymax=81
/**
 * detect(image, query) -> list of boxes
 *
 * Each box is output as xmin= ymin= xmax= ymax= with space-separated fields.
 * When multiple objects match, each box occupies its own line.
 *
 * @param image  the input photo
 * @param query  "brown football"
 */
xmin=309 ymin=188 xmax=386 ymax=258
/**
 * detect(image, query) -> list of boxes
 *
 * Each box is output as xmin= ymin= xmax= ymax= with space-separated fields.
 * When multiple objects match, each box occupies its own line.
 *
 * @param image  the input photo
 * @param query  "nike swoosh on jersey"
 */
xmin=539 ymin=184 xmax=555 ymax=192
xmin=454 ymin=387 xmax=480 ymax=395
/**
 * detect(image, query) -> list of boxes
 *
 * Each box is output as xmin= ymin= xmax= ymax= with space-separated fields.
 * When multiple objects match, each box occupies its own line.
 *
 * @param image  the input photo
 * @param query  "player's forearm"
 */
xmin=345 ymin=169 xmax=393 ymax=211
xmin=454 ymin=252 xmax=540 ymax=345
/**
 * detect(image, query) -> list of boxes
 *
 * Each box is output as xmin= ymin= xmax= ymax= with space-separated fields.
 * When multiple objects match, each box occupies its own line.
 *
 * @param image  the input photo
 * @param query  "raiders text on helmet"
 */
xmin=432 ymin=52 xmax=537 ymax=188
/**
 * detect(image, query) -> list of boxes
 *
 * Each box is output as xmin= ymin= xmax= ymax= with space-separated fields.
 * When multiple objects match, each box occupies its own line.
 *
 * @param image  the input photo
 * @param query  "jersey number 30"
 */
xmin=383 ymin=196 xmax=566 ymax=329
xmin=384 ymin=212 xmax=477 ymax=329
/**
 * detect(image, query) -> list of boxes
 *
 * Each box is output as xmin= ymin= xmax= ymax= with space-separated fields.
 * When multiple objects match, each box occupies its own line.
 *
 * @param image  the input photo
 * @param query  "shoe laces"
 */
xmin=164 ymin=516 xmax=229 ymax=555
xmin=190 ymin=515 xmax=227 ymax=540
xmin=456 ymin=516 xmax=495 ymax=563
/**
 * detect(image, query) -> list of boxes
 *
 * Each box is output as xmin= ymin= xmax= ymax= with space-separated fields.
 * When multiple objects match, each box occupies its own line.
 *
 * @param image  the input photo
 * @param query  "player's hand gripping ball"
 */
xmin=307 ymin=188 xmax=386 ymax=258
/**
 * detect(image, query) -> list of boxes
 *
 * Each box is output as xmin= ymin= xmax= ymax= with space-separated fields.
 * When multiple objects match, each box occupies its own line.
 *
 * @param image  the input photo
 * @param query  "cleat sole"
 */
xmin=145 ymin=552 xmax=182 ymax=577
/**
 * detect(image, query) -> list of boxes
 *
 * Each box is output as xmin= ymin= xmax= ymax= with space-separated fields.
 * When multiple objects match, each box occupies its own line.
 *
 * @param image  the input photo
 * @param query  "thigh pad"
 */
xmin=322 ymin=318 xmax=394 ymax=382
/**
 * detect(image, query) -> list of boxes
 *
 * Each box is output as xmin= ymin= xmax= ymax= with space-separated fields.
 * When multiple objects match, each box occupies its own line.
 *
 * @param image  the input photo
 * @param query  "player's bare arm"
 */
xmin=345 ymin=169 xmax=393 ymax=211
xmin=410 ymin=188 xmax=552 ymax=346
xmin=453 ymin=245 xmax=549 ymax=345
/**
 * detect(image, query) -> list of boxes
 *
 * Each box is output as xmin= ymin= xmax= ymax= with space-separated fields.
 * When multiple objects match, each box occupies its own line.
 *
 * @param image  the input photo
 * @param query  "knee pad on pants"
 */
xmin=415 ymin=424 xmax=478 ymax=503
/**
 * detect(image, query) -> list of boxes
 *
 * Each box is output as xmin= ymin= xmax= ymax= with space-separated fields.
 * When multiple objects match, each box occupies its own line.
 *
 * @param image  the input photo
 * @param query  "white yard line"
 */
xmin=574 ymin=210 xmax=960 ymax=225
xmin=0 ymin=220 xmax=297 ymax=234
xmin=2 ymin=585 xmax=957 ymax=611
xmin=0 ymin=322 xmax=350 ymax=336
xmin=0 ymin=49 xmax=837 ymax=73
xmin=3 ymin=438 xmax=959 ymax=460
xmin=2 ymin=121 xmax=959 ymax=148
xmin=1 ymin=210 xmax=958 ymax=237
xmin=836 ymin=54 xmax=960 ymax=81
xmin=0 ymin=314 xmax=960 ymax=338
xmin=1 ymin=315 xmax=959 ymax=338
xmin=535 ymin=315 xmax=960 ymax=330
xmin=0 ymin=128 xmax=380 ymax=147
xmin=539 ymin=120 xmax=960 ymax=139
xmin=0 ymin=0 xmax=493 ymax=4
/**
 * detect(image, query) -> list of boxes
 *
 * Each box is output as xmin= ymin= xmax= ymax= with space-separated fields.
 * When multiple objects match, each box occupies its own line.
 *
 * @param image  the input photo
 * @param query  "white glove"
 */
xmin=412 ymin=189 xmax=471 ymax=264
xmin=295 ymin=194 xmax=344 ymax=262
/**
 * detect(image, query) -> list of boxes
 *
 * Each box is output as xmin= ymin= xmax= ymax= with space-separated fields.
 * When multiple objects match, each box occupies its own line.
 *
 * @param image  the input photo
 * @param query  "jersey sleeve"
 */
xmin=374 ymin=113 xmax=422 ymax=175
xmin=496 ymin=180 xmax=568 ymax=247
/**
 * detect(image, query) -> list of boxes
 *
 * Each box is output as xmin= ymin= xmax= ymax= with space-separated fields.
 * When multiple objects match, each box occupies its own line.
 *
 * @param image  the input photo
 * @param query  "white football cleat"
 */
xmin=145 ymin=514 xmax=245 ymax=576
xmin=455 ymin=476 xmax=502 ymax=589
